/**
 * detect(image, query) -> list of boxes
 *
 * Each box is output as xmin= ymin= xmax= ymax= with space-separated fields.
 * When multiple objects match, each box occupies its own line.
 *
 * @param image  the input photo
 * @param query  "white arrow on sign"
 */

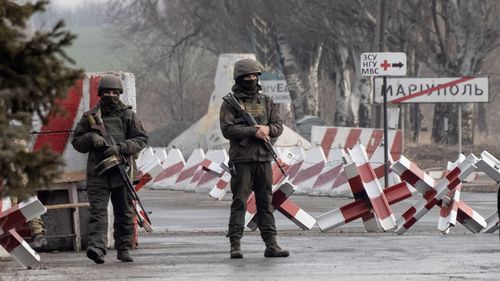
xmin=360 ymin=52 xmax=407 ymax=77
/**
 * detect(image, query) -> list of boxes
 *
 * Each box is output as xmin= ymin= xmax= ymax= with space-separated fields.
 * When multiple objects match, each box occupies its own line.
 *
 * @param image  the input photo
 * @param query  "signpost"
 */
xmin=260 ymin=80 xmax=291 ymax=104
xmin=373 ymin=76 xmax=489 ymax=154
xmin=373 ymin=77 xmax=489 ymax=104
xmin=361 ymin=52 xmax=407 ymax=187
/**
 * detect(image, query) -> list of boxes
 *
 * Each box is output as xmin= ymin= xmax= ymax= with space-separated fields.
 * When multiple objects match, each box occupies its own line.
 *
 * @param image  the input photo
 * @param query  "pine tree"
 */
xmin=0 ymin=0 xmax=83 ymax=199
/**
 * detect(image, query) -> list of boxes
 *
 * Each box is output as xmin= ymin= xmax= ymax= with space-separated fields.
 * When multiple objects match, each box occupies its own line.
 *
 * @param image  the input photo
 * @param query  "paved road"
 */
xmin=1 ymin=190 xmax=499 ymax=281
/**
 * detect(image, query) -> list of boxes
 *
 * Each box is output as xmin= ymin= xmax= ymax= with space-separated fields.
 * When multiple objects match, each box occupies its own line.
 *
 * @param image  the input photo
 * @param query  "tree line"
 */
xmin=108 ymin=0 xmax=500 ymax=145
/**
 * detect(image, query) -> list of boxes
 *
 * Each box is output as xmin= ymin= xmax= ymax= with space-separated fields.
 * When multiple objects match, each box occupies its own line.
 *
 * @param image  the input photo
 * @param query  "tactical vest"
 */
xmin=102 ymin=115 xmax=126 ymax=143
xmin=237 ymin=94 xmax=269 ymax=125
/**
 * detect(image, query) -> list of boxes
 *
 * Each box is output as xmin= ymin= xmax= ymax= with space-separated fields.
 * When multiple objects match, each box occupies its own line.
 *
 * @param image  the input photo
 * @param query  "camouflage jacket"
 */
xmin=219 ymin=90 xmax=283 ymax=163
xmin=71 ymin=103 xmax=148 ymax=187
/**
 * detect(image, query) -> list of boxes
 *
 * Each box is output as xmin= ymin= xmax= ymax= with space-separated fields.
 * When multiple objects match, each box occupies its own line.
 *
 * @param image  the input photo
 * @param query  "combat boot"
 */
xmin=87 ymin=247 xmax=105 ymax=264
xmin=264 ymin=236 xmax=289 ymax=258
xmin=117 ymin=250 xmax=134 ymax=262
xmin=229 ymin=237 xmax=243 ymax=259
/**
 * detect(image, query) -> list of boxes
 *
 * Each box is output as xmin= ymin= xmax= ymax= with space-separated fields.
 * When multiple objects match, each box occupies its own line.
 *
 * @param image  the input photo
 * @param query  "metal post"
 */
xmin=383 ymin=76 xmax=389 ymax=188
xmin=458 ymin=104 xmax=462 ymax=155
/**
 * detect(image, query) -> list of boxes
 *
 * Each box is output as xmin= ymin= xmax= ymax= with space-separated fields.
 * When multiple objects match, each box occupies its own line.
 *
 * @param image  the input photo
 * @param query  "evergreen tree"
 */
xmin=0 ymin=0 xmax=83 ymax=199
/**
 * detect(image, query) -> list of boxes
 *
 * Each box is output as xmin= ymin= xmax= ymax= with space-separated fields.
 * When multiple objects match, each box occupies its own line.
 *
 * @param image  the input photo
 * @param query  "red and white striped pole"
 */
xmin=0 ymin=198 xmax=46 ymax=268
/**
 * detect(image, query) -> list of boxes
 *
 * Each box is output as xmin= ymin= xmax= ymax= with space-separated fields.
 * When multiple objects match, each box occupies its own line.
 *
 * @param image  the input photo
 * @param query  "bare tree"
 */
xmin=416 ymin=0 xmax=500 ymax=144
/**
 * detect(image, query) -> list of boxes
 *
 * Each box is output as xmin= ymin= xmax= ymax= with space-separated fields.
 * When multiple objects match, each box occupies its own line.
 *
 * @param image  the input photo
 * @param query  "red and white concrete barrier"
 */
xmin=316 ymin=182 xmax=412 ymax=232
xmin=292 ymin=146 xmax=326 ymax=194
xmin=193 ymin=149 xmax=228 ymax=193
xmin=278 ymin=146 xmax=306 ymax=180
xmin=134 ymin=157 xmax=165 ymax=191
xmin=309 ymin=148 xmax=347 ymax=196
xmin=438 ymin=156 xmax=465 ymax=234
xmin=152 ymin=147 xmax=168 ymax=164
xmin=475 ymin=151 xmax=500 ymax=183
xmin=392 ymin=154 xmax=481 ymax=234
xmin=208 ymin=164 xmax=231 ymax=200
xmin=368 ymin=145 xmax=401 ymax=187
xmin=245 ymin=178 xmax=316 ymax=231
xmin=483 ymin=212 xmax=499 ymax=233
xmin=310 ymin=126 xmax=403 ymax=161
xmin=172 ymin=148 xmax=205 ymax=191
xmin=137 ymin=147 xmax=156 ymax=171
xmin=152 ymin=148 xmax=186 ymax=190
xmin=346 ymin=145 xmax=397 ymax=231
xmin=0 ymin=198 xmax=46 ymax=268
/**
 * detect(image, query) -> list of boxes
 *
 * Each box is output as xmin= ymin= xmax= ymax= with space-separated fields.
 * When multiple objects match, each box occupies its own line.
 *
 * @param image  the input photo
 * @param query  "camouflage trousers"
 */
xmin=10 ymin=196 xmax=45 ymax=236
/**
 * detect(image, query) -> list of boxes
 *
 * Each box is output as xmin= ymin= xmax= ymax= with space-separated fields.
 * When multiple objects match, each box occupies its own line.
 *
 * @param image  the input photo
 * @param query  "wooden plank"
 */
xmin=53 ymin=170 xmax=86 ymax=184
xmin=46 ymin=203 xmax=90 ymax=210
xmin=68 ymin=184 xmax=81 ymax=252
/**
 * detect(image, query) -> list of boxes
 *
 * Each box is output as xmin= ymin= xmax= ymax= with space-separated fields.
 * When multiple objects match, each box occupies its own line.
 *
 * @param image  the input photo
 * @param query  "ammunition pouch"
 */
xmin=95 ymin=155 xmax=121 ymax=176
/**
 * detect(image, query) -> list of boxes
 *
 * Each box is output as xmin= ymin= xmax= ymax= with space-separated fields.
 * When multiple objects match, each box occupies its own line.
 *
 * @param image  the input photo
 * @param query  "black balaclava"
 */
xmin=100 ymin=94 xmax=123 ymax=115
xmin=234 ymin=74 xmax=260 ymax=97
xmin=239 ymin=77 xmax=258 ymax=91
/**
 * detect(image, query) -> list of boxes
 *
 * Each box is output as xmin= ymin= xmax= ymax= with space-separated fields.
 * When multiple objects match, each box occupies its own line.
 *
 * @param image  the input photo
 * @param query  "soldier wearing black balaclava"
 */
xmin=72 ymin=74 xmax=148 ymax=264
xmin=219 ymin=58 xmax=289 ymax=258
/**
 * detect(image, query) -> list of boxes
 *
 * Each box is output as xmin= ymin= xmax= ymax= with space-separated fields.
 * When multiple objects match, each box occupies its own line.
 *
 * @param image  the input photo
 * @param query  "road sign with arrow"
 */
xmin=361 ymin=52 xmax=407 ymax=77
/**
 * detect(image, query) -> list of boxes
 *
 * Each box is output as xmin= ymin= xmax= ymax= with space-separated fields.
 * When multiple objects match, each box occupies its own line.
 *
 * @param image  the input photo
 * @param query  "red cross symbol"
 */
xmin=381 ymin=60 xmax=391 ymax=70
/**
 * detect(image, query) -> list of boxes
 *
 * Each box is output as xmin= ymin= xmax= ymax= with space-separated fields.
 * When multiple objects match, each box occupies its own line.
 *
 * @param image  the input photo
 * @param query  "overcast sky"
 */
xmin=49 ymin=0 xmax=108 ymax=8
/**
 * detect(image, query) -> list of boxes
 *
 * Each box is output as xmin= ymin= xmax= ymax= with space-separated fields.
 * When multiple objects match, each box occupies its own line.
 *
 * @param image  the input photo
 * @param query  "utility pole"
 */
xmin=372 ymin=0 xmax=387 ymax=128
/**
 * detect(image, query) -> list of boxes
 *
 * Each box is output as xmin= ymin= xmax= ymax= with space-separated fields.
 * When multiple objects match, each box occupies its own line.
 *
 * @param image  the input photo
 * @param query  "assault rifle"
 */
xmin=222 ymin=92 xmax=287 ymax=176
xmin=87 ymin=109 xmax=153 ymax=232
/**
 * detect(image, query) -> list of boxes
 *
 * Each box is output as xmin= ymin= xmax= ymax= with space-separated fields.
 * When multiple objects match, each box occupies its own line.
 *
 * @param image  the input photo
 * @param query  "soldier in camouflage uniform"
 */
xmin=220 ymin=58 xmax=289 ymax=259
xmin=71 ymin=74 xmax=148 ymax=264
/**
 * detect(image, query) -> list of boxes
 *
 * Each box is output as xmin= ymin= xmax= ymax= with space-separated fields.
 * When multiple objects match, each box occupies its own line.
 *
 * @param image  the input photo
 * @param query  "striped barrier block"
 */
xmin=392 ymin=154 xmax=482 ymax=234
xmin=208 ymin=149 xmax=300 ymax=201
xmin=152 ymin=148 xmax=186 ymax=190
xmin=272 ymin=147 xmax=304 ymax=184
xmin=152 ymin=147 xmax=168 ymax=164
xmin=292 ymin=146 xmax=326 ymax=195
xmin=309 ymin=148 xmax=347 ymax=196
xmin=328 ymin=145 xmax=404 ymax=198
xmin=483 ymin=212 xmax=499 ymax=233
xmin=136 ymin=147 xmax=155 ymax=170
xmin=475 ymin=151 xmax=500 ymax=183
xmin=437 ymin=157 xmax=465 ymax=234
xmin=316 ymin=182 xmax=412 ymax=232
xmin=135 ymin=157 xmax=165 ymax=191
xmin=311 ymin=126 xmax=403 ymax=161
xmin=344 ymin=161 xmax=379 ymax=232
xmin=368 ymin=145 xmax=401 ymax=187
xmin=438 ymin=187 xmax=461 ymax=234
xmin=172 ymin=148 xmax=205 ymax=191
xmin=208 ymin=167 xmax=231 ymax=200
xmin=278 ymin=146 xmax=306 ymax=180
xmin=346 ymin=145 xmax=397 ymax=231
xmin=0 ymin=198 xmax=46 ymax=268
xmin=193 ymin=149 xmax=228 ymax=193
xmin=328 ymin=169 xmax=351 ymax=197
xmin=245 ymin=178 xmax=316 ymax=230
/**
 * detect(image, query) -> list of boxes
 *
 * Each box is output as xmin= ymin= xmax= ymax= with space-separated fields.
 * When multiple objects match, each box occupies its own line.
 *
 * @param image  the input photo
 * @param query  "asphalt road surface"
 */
xmin=1 ymin=189 xmax=499 ymax=281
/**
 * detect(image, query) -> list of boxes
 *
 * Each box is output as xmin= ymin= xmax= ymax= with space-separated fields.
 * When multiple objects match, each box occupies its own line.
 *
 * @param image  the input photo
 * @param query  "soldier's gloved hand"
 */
xmin=91 ymin=133 xmax=107 ymax=148
xmin=254 ymin=125 xmax=271 ymax=142
xmin=254 ymin=125 xmax=270 ymax=136
xmin=104 ymin=144 xmax=122 ymax=157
